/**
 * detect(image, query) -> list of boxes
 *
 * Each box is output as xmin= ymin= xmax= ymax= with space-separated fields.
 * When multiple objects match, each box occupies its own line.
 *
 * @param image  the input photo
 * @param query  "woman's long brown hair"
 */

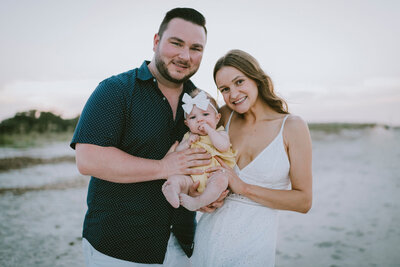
xmin=214 ymin=49 xmax=289 ymax=114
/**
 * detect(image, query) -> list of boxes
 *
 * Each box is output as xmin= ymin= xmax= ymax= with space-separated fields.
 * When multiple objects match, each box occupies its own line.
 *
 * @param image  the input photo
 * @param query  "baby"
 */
xmin=162 ymin=89 xmax=236 ymax=211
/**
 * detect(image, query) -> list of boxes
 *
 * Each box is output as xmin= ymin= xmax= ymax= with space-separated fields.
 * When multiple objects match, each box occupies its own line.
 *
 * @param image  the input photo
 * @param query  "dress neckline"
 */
xmin=226 ymin=111 xmax=289 ymax=172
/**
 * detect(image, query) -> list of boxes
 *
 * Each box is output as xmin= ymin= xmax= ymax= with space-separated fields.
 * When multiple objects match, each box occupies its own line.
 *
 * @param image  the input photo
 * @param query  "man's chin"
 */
xmin=169 ymin=68 xmax=198 ymax=82
xmin=169 ymin=72 xmax=192 ymax=83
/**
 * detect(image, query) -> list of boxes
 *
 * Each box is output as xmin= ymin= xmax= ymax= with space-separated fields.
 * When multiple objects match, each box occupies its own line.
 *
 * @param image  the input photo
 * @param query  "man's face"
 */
xmin=153 ymin=18 xmax=207 ymax=84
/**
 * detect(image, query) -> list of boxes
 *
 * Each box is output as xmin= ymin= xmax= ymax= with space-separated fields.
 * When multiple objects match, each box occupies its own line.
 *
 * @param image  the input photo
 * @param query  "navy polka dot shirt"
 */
xmin=71 ymin=61 xmax=196 ymax=263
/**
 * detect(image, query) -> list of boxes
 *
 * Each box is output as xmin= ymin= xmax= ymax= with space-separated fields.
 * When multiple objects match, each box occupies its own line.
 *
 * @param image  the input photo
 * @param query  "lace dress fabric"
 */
xmin=191 ymin=114 xmax=291 ymax=267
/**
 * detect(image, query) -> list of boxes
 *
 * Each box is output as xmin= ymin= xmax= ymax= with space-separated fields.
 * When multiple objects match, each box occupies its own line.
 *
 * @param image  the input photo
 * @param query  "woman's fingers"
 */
xmin=198 ymin=205 xmax=217 ymax=213
xmin=205 ymin=166 xmax=223 ymax=173
xmin=197 ymin=189 xmax=229 ymax=213
xmin=214 ymin=156 xmax=229 ymax=167
xmin=218 ymin=189 xmax=229 ymax=200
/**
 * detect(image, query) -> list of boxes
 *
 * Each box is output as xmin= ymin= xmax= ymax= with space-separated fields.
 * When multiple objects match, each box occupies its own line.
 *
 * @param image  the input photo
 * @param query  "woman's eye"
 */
xmin=203 ymin=113 xmax=209 ymax=116
xmin=236 ymin=79 xmax=244 ymax=85
xmin=220 ymin=87 xmax=229 ymax=93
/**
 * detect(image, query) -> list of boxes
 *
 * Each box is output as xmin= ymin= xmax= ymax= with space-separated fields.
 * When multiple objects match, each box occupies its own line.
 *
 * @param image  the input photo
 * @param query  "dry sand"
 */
xmin=0 ymin=127 xmax=399 ymax=266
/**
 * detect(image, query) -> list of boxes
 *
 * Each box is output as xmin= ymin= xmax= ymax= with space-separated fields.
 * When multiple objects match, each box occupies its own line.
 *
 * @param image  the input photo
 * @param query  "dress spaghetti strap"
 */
xmin=225 ymin=111 xmax=235 ymax=133
xmin=279 ymin=115 xmax=290 ymax=135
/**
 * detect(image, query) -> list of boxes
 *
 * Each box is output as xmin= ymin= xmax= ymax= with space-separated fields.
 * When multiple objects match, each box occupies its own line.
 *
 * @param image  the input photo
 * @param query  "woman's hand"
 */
xmin=208 ymin=156 xmax=248 ymax=195
xmin=198 ymin=190 xmax=229 ymax=213
xmin=188 ymin=180 xmax=229 ymax=213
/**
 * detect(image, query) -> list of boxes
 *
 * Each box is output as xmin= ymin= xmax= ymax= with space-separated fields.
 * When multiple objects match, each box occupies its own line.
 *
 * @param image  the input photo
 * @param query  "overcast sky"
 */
xmin=1 ymin=0 xmax=399 ymax=125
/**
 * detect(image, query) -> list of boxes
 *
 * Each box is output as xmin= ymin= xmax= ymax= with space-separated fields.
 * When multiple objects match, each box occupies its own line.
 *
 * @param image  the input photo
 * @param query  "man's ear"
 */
xmin=153 ymin=34 xmax=160 ymax=52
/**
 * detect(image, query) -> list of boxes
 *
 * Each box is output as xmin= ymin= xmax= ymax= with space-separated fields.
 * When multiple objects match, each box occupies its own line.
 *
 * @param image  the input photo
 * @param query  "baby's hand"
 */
xmin=188 ymin=133 xmax=200 ymax=145
xmin=199 ymin=123 xmax=211 ymax=133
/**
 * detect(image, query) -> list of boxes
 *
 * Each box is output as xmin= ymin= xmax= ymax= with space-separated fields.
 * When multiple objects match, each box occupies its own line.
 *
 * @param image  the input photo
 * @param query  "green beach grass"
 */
xmin=307 ymin=123 xmax=379 ymax=133
xmin=0 ymin=131 xmax=74 ymax=148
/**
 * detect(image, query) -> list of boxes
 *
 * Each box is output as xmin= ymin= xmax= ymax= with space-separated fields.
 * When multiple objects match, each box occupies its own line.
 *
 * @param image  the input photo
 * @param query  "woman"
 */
xmin=191 ymin=50 xmax=313 ymax=267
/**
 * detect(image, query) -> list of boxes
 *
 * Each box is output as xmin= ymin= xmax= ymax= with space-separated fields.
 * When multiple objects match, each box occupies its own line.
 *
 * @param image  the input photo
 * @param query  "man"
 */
xmin=71 ymin=8 xmax=213 ymax=266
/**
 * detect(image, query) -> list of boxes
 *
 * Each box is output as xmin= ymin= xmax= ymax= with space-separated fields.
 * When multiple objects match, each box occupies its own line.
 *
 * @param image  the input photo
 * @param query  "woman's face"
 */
xmin=215 ymin=66 xmax=259 ymax=114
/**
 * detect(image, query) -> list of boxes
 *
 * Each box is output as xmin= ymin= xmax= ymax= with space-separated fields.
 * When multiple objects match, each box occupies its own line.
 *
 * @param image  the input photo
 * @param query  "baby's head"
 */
xmin=183 ymin=89 xmax=221 ymax=135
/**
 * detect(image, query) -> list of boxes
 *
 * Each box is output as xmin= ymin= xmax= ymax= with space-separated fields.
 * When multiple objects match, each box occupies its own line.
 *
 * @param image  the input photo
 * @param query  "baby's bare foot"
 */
xmin=179 ymin=193 xmax=201 ymax=211
xmin=162 ymin=182 xmax=180 ymax=208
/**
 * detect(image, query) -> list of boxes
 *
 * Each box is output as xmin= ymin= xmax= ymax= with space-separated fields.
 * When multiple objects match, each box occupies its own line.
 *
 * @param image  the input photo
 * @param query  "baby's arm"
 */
xmin=175 ymin=133 xmax=200 ymax=152
xmin=201 ymin=124 xmax=230 ymax=152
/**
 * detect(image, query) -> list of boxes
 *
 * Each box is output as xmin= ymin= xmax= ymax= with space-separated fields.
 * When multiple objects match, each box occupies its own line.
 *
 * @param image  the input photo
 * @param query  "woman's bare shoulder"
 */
xmin=283 ymin=115 xmax=311 ymax=140
xmin=285 ymin=114 xmax=308 ymax=127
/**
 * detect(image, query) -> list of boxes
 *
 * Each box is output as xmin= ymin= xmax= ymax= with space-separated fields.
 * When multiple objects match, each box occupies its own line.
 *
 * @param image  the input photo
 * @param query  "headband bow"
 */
xmin=182 ymin=91 xmax=210 ymax=114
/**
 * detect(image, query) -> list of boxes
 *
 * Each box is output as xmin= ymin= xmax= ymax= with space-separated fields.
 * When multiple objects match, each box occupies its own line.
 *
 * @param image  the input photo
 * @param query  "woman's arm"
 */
xmin=213 ymin=116 xmax=312 ymax=213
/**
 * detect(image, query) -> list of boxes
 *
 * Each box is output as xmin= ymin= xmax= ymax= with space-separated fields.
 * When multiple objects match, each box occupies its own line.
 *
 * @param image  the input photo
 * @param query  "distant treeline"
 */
xmin=308 ymin=122 xmax=383 ymax=132
xmin=0 ymin=110 xmax=79 ymax=135
xmin=0 ymin=110 xmax=395 ymax=136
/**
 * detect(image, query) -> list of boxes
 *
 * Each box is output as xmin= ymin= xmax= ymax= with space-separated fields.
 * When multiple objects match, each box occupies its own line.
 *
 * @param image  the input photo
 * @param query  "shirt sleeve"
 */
xmin=70 ymin=78 xmax=127 ymax=149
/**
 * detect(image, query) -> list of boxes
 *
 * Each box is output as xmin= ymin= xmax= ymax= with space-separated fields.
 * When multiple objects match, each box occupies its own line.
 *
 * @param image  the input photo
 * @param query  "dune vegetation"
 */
xmin=0 ymin=110 xmax=79 ymax=148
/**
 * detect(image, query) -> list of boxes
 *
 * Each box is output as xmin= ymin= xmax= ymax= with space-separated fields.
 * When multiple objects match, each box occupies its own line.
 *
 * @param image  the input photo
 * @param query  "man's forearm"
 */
xmin=75 ymin=143 xmax=165 ymax=183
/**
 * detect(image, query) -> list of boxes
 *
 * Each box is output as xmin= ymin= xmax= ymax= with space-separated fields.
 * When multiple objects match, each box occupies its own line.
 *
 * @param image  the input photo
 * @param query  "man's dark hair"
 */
xmin=158 ymin=7 xmax=207 ymax=38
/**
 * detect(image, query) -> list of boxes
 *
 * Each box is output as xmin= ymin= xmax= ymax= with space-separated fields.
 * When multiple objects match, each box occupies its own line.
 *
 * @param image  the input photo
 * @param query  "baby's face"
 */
xmin=185 ymin=105 xmax=220 ymax=135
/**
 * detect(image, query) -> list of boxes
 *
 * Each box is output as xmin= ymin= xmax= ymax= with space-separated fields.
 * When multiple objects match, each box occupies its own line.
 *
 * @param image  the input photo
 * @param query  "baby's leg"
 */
xmin=162 ymin=175 xmax=193 ymax=208
xmin=180 ymin=174 xmax=228 ymax=211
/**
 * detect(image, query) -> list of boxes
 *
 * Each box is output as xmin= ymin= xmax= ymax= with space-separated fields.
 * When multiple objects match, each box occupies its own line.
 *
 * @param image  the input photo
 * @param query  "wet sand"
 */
xmin=276 ymin=127 xmax=400 ymax=267
xmin=0 ymin=127 xmax=399 ymax=266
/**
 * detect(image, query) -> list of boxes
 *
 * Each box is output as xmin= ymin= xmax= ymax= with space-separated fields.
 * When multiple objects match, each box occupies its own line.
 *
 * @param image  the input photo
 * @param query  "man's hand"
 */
xmin=160 ymin=142 xmax=211 ymax=177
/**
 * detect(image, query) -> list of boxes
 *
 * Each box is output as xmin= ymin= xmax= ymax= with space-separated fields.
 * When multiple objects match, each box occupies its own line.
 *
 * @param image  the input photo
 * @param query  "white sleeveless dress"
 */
xmin=191 ymin=113 xmax=291 ymax=267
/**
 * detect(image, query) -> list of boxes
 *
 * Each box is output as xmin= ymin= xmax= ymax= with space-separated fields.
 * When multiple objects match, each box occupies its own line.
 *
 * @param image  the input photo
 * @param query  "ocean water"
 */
xmin=0 ymin=126 xmax=399 ymax=267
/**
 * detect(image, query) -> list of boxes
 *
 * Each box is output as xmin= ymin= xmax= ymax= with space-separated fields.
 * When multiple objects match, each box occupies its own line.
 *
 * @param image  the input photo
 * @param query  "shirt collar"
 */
xmin=137 ymin=60 xmax=196 ymax=93
xmin=137 ymin=61 xmax=154 ymax=81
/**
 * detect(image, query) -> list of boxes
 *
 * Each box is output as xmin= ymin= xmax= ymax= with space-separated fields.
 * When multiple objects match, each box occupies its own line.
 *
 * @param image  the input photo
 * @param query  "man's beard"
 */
xmin=154 ymin=54 xmax=197 ymax=84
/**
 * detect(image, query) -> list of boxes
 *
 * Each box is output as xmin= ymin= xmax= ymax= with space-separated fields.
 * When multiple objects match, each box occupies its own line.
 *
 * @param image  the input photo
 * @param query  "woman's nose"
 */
xmin=229 ymin=87 xmax=240 ymax=98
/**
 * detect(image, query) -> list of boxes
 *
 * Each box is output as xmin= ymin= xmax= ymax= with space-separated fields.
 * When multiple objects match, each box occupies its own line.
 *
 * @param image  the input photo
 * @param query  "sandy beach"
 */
xmin=0 ymin=126 xmax=399 ymax=267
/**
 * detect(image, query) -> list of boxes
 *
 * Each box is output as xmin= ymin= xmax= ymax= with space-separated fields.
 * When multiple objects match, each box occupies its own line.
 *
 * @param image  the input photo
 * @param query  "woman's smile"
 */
xmin=232 ymin=96 xmax=247 ymax=105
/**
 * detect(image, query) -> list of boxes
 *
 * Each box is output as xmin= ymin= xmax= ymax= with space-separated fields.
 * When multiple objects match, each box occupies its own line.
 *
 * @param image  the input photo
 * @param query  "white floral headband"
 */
xmin=182 ymin=91 xmax=218 ymax=116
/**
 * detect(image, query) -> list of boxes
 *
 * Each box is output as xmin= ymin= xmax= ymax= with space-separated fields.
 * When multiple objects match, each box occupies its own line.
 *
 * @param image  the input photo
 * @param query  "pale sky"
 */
xmin=1 ymin=0 xmax=399 ymax=125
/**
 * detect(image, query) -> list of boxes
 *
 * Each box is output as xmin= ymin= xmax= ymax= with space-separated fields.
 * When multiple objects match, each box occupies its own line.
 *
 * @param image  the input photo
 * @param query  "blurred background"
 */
xmin=0 ymin=0 xmax=399 ymax=266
